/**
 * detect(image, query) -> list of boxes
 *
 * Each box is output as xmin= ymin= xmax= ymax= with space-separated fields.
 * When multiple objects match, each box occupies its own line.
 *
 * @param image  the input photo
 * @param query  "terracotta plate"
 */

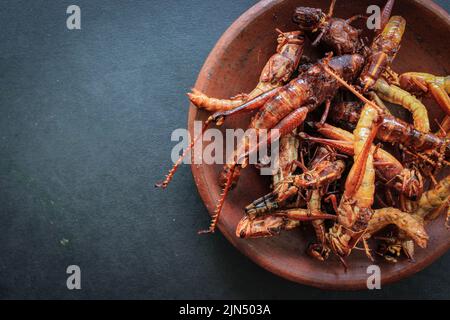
xmin=188 ymin=0 xmax=450 ymax=289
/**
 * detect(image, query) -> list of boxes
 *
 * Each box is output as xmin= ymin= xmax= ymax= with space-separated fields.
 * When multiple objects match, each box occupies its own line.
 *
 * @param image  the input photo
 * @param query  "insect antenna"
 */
xmin=327 ymin=0 xmax=336 ymax=18
xmin=198 ymin=164 xmax=236 ymax=234
xmin=435 ymin=118 xmax=447 ymax=137
xmin=338 ymin=254 xmax=348 ymax=272
xmin=311 ymin=28 xmax=327 ymax=47
xmin=446 ymin=204 xmax=450 ymax=229
xmin=294 ymin=159 xmax=309 ymax=173
xmin=156 ymin=119 xmax=211 ymax=189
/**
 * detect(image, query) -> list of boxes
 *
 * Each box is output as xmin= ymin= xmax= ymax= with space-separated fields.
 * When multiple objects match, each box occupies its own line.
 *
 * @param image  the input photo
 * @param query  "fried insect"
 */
xmin=326 ymin=103 xmax=380 ymax=263
xmin=359 ymin=15 xmax=406 ymax=91
xmin=244 ymin=131 xmax=301 ymax=218
xmin=160 ymin=2 xmax=449 ymax=270
xmin=375 ymin=233 xmax=415 ymax=263
xmin=241 ymin=144 xmax=345 ymax=259
xmin=366 ymin=176 xmax=450 ymax=260
xmin=245 ymin=146 xmax=345 ymax=217
xmin=415 ymin=174 xmax=450 ymax=220
xmin=244 ymin=191 xmax=286 ymax=219
xmin=285 ymin=146 xmax=345 ymax=260
xmin=365 ymin=208 xmax=428 ymax=248
xmin=306 ymin=189 xmax=332 ymax=261
xmin=329 ymin=101 xmax=363 ymax=131
xmin=301 ymin=123 xmax=423 ymax=199
xmin=399 ymin=72 xmax=450 ymax=116
xmin=330 ymin=101 xmax=449 ymax=160
xmin=373 ymin=78 xmax=430 ymax=132
xmin=293 ymin=0 xmax=367 ymax=55
xmin=236 ymin=208 xmax=336 ymax=239
xmin=272 ymin=131 xmax=300 ymax=191
xmin=322 ymin=60 xmax=442 ymax=177
xmin=236 ymin=215 xmax=300 ymax=238
xmin=187 ymin=30 xmax=305 ymax=112
xmin=366 ymin=167 xmax=450 ymax=264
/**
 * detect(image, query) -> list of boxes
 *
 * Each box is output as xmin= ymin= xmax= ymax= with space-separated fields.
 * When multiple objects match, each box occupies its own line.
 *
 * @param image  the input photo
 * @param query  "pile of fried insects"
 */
xmin=158 ymin=0 xmax=450 ymax=269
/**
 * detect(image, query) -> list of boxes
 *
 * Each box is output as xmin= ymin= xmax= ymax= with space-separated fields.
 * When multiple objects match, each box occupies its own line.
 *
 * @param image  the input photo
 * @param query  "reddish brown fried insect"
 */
xmin=243 ymin=131 xmax=302 ymax=218
xmin=239 ymin=146 xmax=344 ymax=260
xmin=302 ymin=147 xmax=346 ymax=260
xmin=293 ymin=0 xmax=367 ymax=55
xmin=187 ymin=30 xmax=305 ymax=112
xmin=415 ymin=174 xmax=450 ymax=221
xmin=244 ymin=145 xmax=344 ymax=217
xmin=277 ymin=146 xmax=345 ymax=199
xmin=217 ymin=54 xmax=364 ymax=185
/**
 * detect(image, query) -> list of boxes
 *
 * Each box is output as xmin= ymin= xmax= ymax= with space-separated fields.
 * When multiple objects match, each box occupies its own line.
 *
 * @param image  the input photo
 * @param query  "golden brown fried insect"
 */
xmin=243 ymin=146 xmax=344 ymax=259
xmin=366 ymin=176 xmax=450 ymax=261
xmin=245 ymin=146 xmax=345 ymax=217
xmin=368 ymin=169 xmax=450 ymax=264
xmin=330 ymin=101 xmax=450 ymax=162
xmin=272 ymin=131 xmax=300 ymax=190
xmin=365 ymin=208 xmax=428 ymax=248
xmin=359 ymin=15 xmax=406 ymax=91
xmin=187 ymin=30 xmax=305 ymax=112
xmin=399 ymin=72 xmax=450 ymax=116
xmin=415 ymin=174 xmax=450 ymax=220
xmin=373 ymin=78 xmax=430 ymax=132
xmin=326 ymin=103 xmax=380 ymax=264
xmin=236 ymin=208 xmax=336 ymax=239
xmin=306 ymin=189 xmax=332 ymax=261
xmin=301 ymin=123 xmax=424 ymax=200
xmin=236 ymin=215 xmax=300 ymax=239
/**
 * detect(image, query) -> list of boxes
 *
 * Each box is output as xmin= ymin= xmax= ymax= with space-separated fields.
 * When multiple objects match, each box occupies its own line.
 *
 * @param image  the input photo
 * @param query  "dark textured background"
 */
xmin=0 ymin=0 xmax=449 ymax=299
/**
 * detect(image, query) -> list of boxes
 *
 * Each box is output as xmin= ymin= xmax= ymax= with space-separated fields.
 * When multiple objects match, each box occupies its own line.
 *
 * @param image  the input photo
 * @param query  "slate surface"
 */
xmin=0 ymin=0 xmax=449 ymax=299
